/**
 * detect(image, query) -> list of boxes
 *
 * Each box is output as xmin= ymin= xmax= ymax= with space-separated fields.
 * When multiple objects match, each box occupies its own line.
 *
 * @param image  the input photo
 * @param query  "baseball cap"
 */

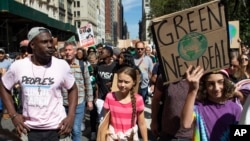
xmin=0 ymin=48 xmax=5 ymax=53
xmin=27 ymin=27 xmax=51 ymax=42
xmin=87 ymin=47 xmax=96 ymax=54
xmin=113 ymin=47 xmax=121 ymax=56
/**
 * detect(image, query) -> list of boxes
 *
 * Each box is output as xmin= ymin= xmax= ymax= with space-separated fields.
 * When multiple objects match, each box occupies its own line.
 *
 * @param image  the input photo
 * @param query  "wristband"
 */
xmin=10 ymin=114 xmax=18 ymax=120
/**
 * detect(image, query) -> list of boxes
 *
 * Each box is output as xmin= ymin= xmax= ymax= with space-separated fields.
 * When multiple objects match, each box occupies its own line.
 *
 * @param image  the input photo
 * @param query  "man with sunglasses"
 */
xmin=0 ymin=27 xmax=78 ymax=141
xmin=134 ymin=41 xmax=153 ymax=104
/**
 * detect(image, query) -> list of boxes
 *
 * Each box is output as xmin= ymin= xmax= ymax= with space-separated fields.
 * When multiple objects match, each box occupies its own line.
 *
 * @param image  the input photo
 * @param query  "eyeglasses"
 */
xmin=230 ymin=64 xmax=238 ymax=68
xmin=136 ymin=48 xmax=144 ymax=51
xmin=241 ymin=58 xmax=249 ymax=61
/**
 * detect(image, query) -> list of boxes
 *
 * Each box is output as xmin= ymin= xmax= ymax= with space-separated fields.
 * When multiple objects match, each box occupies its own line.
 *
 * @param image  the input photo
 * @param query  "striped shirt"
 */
xmin=103 ymin=92 xmax=144 ymax=133
xmin=62 ymin=59 xmax=93 ymax=105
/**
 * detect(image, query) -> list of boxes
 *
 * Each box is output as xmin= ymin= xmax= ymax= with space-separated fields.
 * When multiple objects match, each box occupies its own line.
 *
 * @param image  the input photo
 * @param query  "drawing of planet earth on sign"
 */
xmin=178 ymin=32 xmax=208 ymax=61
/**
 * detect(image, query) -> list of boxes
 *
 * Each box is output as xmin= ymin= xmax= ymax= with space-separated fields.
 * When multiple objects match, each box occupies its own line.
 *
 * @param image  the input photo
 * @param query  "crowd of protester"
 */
xmin=0 ymin=26 xmax=250 ymax=141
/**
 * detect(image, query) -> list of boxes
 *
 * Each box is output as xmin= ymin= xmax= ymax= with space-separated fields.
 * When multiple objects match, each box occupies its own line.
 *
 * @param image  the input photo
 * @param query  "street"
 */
xmin=1 ymin=97 xmax=155 ymax=141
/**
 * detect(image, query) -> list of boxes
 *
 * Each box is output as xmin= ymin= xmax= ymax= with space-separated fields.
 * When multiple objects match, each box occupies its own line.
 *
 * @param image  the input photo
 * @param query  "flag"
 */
xmin=67 ymin=36 xmax=76 ymax=42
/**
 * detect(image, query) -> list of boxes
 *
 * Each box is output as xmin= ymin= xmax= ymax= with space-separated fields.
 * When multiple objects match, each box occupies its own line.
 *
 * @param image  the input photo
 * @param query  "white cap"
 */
xmin=27 ymin=27 xmax=51 ymax=42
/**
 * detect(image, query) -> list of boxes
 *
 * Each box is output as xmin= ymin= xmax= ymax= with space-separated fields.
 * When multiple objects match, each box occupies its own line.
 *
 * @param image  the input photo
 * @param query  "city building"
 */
xmin=105 ymin=0 xmax=114 ymax=45
xmin=139 ymin=0 xmax=152 ymax=44
xmin=105 ymin=0 xmax=128 ymax=46
xmin=0 ymin=0 xmax=76 ymax=52
xmin=96 ymin=0 xmax=105 ymax=44
xmin=73 ymin=0 xmax=99 ymax=45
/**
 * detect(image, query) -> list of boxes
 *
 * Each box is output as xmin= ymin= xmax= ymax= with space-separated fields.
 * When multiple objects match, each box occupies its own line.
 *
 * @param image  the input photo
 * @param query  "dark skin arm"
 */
xmin=94 ymin=84 xmax=99 ymax=102
xmin=58 ymin=83 xmax=78 ymax=135
xmin=0 ymin=80 xmax=30 ymax=135
xmin=150 ymin=79 xmax=162 ymax=137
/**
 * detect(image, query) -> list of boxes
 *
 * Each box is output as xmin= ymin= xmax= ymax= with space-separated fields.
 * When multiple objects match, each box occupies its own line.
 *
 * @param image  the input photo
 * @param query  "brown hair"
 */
xmin=63 ymin=41 xmax=77 ymax=48
xmin=197 ymin=72 xmax=235 ymax=102
xmin=234 ymin=54 xmax=250 ymax=80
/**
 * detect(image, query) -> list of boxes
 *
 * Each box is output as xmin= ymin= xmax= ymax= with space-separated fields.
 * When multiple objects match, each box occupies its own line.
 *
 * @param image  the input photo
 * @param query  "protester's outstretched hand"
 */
xmin=12 ymin=113 xmax=30 ymax=136
xmin=185 ymin=65 xmax=204 ymax=92
xmin=58 ymin=116 xmax=74 ymax=135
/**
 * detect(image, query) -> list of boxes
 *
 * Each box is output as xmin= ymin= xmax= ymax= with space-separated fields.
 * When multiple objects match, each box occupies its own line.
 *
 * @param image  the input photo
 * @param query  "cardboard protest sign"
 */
xmin=151 ymin=0 xmax=230 ymax=84
xmin=77 ymin=23 xmax=95 ymax=48
xmin=117 ymin=39 xmax=131 ymax=48
xmin=228 ymin=21 xmax=240 ymax=48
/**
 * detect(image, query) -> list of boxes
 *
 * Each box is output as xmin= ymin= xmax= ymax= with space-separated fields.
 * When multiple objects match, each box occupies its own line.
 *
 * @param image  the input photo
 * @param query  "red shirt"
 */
xmin=104 ymin=92 xmax=144 ymax=133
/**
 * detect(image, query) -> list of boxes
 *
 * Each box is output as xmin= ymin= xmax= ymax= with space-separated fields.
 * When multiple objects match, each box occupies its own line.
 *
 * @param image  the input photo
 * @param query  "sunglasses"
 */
xmin=241 ymin=58 xmax=248 ymax=61
xmin=136 ymin=48 xmax=144 ymax=51
xmin=230 ymin=64 xmax=238 ymax=68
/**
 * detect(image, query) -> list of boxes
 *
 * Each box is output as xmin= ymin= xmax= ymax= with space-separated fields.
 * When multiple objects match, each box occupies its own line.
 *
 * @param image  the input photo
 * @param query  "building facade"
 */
xmin=105 ymin=0 xmax=114 ymax=45
xmin=73 ymin=0 xmax=98 ymax=44
xmin=0 ymin=0 xmax=76 ymax=52
xmin=96 ymin=0 xmax=106 ymax=44
xmin=139 ymin=0 xmax=152 ymax=44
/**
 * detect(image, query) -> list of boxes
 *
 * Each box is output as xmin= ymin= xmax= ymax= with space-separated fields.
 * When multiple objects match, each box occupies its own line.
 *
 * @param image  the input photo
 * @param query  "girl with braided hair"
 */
xmin=103 ymin=66 xmax=148 ymax=141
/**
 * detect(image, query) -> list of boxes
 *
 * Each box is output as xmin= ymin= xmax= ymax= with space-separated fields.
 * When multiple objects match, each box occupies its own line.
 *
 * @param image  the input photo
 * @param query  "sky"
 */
xmin=122 ymin=0 xmax=142 ymax=39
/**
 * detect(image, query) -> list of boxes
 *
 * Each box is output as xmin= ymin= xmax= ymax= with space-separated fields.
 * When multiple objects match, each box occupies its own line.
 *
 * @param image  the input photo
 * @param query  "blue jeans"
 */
xmin=139 ymin=87 xmax=148 ymax=103
xmin=65 ymin=101 xmax=85 ymax=141
xmin=0 ymin=98 xmax=3 ymax=110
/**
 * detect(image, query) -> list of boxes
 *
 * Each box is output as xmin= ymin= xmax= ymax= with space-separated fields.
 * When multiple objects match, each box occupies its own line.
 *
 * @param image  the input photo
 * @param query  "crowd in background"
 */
xmin=0 ymin=26 xmax=250 ymax=141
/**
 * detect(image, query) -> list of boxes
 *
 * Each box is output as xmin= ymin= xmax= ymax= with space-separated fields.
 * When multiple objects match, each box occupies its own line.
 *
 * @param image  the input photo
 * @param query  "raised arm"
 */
xmin=150 ymin=75 xmax=163 ymax=137
xmin=181 ymin=66 xmax=204 ymax=129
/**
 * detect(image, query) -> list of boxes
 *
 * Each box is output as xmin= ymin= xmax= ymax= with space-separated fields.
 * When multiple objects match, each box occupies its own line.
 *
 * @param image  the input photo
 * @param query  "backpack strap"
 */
xmin=79 ymin=60 xmax=85 ymax=78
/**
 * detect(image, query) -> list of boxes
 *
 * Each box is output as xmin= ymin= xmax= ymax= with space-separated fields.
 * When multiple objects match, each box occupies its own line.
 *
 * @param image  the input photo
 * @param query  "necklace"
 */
xmin=32 ymin=63 xmax=47 ymax=94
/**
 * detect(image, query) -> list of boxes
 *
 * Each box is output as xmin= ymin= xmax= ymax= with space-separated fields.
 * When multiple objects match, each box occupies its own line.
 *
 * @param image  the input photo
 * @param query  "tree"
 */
xmin=150 ymin=0 xmax=250 ymax=44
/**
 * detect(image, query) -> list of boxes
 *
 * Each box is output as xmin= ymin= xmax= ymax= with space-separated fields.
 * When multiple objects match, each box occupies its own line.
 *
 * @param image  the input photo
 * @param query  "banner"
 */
xmin=117 ymin=39 xmax=131 ymax=48
xmin=151 ymin=0 xmax=230 ymax=84
xmin=228 ymin=21 xmax=240 ymax=48
xmin=67 ymin=35 xmax=76 ymax=42
xmin=77 ymin=24 xmax=95 ymax=48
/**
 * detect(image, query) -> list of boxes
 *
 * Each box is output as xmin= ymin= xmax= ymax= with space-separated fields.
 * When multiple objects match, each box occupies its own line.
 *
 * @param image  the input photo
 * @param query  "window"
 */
xmin=75 ymin=21 xmax=80 ymax=27
xmin=77 ymin=11 xmax=80 ymax=17
xmin=77 ymin=1 xmax=80 ymax=7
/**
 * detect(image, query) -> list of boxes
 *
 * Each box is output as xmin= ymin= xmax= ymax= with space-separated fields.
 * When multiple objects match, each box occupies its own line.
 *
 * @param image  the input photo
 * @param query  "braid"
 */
xmin=130 ymin=87 xmax=136 ymax=127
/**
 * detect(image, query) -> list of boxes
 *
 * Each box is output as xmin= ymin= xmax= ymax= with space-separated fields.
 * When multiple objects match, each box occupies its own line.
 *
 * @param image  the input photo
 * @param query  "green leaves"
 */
xmin=150 ymin=0 xmax=250 ymax=44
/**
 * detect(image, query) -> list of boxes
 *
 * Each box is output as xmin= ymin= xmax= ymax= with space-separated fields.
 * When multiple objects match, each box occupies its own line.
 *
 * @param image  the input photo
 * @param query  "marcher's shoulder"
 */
xmin=4 ymin=59 xmax=12 ymax=64
xmin=52 ymin=57 xmax=68 ymax=66
xmin=144 ymin=55 xmax=152 ymax=60
xmin=11 ymin=57 xmax=28 ymax=66
xmin=106 ymin=92 xmax=114 ymax=99
xmin=144 ymin=55 xmax=153 ymax=64
xmin=104 ymin=92 xmax=116 ymax=102
xmin=135 ymin=93 xmax=143 ymax=101
xmin=227 ymin=100 xmax=242 ymax=110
